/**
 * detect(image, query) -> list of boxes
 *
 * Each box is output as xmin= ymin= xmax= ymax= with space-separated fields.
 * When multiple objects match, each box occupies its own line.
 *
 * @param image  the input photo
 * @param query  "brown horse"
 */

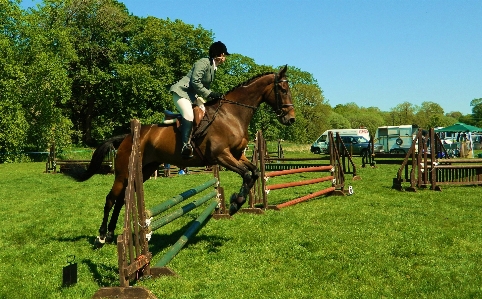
xmin=75 ymin=65 xmax=295 ymax=245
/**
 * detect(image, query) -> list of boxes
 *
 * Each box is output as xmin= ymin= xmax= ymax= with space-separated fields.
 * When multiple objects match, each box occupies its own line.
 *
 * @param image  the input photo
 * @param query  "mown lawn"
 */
xmin=1 ymin=145 xmax=482 ymax=299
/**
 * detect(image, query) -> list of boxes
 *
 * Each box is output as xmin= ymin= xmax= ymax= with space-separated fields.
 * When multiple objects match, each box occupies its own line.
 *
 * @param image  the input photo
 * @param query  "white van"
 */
xmin=310 ymin=128 xmax=370 ymax=154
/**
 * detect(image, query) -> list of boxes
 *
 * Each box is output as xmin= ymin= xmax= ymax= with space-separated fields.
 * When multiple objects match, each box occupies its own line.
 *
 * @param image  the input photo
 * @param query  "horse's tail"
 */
xmin=71 ymin=134 xmax=128 ymax=182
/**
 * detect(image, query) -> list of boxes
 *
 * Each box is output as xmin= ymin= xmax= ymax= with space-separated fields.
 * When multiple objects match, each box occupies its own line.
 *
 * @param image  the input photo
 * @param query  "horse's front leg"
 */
xmin=218 ymin=153 xmax=259 ymax=215
xmin=238 ymin=153 xmax=259 ymax=193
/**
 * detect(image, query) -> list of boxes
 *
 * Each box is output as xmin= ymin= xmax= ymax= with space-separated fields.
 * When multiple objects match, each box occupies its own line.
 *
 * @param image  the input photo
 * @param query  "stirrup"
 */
xmin=181 ymin=143 xmax=193 ymax=159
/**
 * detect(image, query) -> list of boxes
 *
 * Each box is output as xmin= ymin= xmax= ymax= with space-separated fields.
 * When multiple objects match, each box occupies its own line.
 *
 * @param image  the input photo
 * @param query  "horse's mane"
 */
xmin=204 ymin=71 xmax=274 ymax=108
xmin=226 ymin=71 xmax=275 ymax=94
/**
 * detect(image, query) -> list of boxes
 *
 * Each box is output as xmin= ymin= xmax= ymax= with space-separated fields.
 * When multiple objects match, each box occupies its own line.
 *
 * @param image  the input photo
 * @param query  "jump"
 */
xmin=71 ymin=65 xmax=295 ymax=245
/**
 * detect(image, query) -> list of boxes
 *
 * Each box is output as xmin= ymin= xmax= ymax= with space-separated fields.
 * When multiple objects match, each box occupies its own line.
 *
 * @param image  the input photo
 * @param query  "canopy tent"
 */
xmin=435 ymin=123 xmax=482 ymax=132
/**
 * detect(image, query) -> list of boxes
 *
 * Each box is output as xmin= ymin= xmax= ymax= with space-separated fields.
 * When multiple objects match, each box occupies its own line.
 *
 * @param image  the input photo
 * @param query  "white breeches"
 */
xmin=173 ymin=93 xmax=194 ymax=121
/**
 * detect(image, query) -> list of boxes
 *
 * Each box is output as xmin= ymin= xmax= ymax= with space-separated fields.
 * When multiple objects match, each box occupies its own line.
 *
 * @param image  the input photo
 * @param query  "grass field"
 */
xmin=1 ymin=143 xmax=482 ymax=299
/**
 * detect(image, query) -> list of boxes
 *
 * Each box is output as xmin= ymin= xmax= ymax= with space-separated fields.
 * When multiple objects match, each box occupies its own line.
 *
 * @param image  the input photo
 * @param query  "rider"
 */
xmin=170 ymin=41 xmax=229 ymax=159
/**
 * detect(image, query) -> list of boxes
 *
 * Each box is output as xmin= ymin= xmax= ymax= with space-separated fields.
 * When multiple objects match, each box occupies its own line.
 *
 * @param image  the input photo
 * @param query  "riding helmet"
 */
xmin=209 ymin=41 xmax=230 ymax=58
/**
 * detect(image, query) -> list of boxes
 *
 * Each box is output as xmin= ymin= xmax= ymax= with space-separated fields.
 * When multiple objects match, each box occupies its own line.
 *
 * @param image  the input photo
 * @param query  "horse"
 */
xmin=74 ymin=65 xmax=295 ymax=246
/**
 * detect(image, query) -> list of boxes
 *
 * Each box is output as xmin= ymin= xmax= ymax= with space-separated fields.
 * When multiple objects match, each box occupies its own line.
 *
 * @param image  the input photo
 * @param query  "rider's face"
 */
xmin=215 ymin=53 xmax=226 ymax=65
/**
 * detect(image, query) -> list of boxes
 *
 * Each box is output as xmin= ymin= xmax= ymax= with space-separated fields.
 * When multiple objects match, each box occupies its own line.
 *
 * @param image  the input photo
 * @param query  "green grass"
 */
xmin=1 ymin=145 xmax=482 ymax=299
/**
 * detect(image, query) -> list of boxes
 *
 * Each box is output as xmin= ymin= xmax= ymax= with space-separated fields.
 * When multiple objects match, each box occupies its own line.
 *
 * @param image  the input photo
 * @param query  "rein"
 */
xmin=220 ymin=98 xmax=258 ymax=110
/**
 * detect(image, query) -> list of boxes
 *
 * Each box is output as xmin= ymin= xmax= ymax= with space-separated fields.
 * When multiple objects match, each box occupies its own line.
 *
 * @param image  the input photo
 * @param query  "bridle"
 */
xmin=273 ymin=73 xmax=294 ymax=117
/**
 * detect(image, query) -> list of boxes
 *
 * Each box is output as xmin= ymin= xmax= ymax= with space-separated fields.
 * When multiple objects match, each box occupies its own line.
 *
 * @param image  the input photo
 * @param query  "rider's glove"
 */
xmin=208 ymin=92 xmax=223 ymax=100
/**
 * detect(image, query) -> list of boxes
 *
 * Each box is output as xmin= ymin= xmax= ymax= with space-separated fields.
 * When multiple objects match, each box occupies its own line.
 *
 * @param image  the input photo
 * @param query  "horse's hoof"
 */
xmin=229 ymin=193 xmax=246 ymax=216
xmin=94 ymin=236 xmax=106 ymax=249
xmin=105 ymin=231 xmax=115 ymax=244
xmin=229 ymin=193 xmax=239 ymax=215
xmin=229 ymin=202 xmax=239 ymax=216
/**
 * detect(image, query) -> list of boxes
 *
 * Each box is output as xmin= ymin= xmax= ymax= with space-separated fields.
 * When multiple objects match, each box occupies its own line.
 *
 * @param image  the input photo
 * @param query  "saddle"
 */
xmin=162 ymin=105 xmax=204 ymax=130
xmin=161 ymin=105 xmax=212 ymax=161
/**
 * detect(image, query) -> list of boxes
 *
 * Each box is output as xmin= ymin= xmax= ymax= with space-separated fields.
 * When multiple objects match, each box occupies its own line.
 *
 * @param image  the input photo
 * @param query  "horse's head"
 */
xmin=267 ymin=65 xmax=295 ymax=125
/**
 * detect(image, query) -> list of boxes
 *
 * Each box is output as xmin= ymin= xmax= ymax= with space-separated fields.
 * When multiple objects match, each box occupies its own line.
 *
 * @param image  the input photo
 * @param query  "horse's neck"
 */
xmin=210 ymin=74 xmax=273 ymax=129
xmin=226 ymin=74 xmax=273 ymax=109
xmin=205 ymin=96 xmax=256 ymax=129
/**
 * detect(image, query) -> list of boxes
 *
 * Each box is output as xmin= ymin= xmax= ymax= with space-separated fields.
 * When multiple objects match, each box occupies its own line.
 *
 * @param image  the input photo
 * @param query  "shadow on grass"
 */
xmin=52 ymin=235 xmax=104 ymax=249
xmin=52 ymin=214 xmax=229 ymax=287
xmin=82 ymin=258 xmax=119 ymax=287
xmin=147 ymin=214 xmax=230 ymax=257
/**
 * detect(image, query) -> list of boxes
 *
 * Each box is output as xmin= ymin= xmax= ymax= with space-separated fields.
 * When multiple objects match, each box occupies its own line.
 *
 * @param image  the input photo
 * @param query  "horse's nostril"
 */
xmin=289 ymin=118 xmax=295 ymax=124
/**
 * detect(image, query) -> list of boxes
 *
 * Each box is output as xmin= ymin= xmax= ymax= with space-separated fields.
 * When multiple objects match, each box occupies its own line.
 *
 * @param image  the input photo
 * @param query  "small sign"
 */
xmin=62 ymin=255 xmax=77 ymax=287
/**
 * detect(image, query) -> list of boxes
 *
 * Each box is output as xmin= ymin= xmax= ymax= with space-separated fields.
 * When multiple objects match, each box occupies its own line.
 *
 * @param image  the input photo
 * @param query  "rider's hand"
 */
xmin=208 ymin=92 xmax=223 ymax=100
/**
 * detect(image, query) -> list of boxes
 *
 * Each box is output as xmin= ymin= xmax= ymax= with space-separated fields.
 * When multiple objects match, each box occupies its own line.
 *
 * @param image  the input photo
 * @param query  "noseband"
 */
xmin=273 ymin=73 xmax=294 ymax=117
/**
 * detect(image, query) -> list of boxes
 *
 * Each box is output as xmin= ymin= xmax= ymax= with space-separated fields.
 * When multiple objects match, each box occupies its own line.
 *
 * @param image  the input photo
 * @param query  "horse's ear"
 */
xmin=278 ymin=65 xmax=288 ymax=77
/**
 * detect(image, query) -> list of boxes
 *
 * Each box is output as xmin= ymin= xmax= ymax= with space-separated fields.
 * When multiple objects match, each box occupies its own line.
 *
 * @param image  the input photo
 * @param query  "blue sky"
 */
xmin=21 ymin=0 xmax=481 ymax=114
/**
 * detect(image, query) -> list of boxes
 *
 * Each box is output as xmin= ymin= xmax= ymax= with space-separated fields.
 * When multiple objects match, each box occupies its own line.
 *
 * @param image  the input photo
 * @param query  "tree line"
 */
xmin=1 ymin=0 xmax=479 ymax=162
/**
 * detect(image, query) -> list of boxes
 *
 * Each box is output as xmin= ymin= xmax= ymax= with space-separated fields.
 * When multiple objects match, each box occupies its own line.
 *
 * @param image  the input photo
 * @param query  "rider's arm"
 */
xmin=189 ymin=58 xmax=213 ymax=99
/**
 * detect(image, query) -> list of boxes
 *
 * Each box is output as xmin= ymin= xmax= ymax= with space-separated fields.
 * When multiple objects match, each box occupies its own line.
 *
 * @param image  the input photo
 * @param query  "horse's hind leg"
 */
xmin=96 ymin=179 xmax=126 ymax=248
xmin=106 ymin=195 xmax=125 ymax=243
xmin=96 ymin=163 xmax=157 ymax=247
xmin=96 ymin=191 xmax=115 ymax=247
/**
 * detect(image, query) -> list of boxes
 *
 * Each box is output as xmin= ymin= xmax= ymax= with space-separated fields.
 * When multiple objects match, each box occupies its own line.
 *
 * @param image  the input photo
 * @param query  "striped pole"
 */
xmin=149 ymin=191 xmax=217 ymax=232
xmin=276 ymin=186 xmax=336 ymax=209
xmin=265 ymin=165 xmax=333 ymax=178
xmin=146 ymin=178 xmax=218 ymax=218
xmin=154 ymin=200 xmax=218 ymax=268
xmin=266 ymin=176 xmax=334 ymax=191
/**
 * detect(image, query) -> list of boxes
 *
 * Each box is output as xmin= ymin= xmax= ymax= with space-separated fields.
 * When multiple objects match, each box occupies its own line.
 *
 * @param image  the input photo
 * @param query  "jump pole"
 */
xmin=265 ymin=165 xmax=333 ymax=177
xmin=146 ymin=177 xmax=218 ymax=218
xmin=266 ymin=175 xmax=334 ymax=191
xmin=276 ymin=186 xmax=336 ymax=209
xmin=148 ymin=190 xmax=217 ymax=232
xmin=151 ymin=200 xmax=219 ymax=273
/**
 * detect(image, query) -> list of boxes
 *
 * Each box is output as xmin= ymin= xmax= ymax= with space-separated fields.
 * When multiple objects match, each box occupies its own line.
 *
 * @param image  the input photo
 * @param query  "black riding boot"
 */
xmin=180 ymin=118 xmax=194 ymax=159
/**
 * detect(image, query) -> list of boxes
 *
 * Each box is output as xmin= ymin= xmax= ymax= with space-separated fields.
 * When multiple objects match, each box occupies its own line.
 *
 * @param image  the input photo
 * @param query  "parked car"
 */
xmin=328 ymin=135 xmax=384 ymax=156
xmin=310 ymin=128 xmax=370 ymax=154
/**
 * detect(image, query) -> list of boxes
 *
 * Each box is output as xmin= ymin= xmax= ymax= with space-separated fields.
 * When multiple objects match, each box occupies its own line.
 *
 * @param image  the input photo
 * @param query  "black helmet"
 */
xmin=209 ymin=41 xmax=230 ymax=58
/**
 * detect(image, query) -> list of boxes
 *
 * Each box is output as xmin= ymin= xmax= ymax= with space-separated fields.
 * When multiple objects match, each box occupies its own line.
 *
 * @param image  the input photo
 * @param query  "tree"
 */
xmin=57 ymin=0 xmax=134 ymax=145
xmin=326 ymin=112 xmax=351 ymax=129
xmin=353 ymin=107 xmax=385 ymax=138
xmin=0 ymin=0 xmax=29 ymax=162
xmin=446 ymin=111 xmax=462 ymax=120
xmin=414 ymin=101 xmax=445 ymax=128
xmin=26 ymin=0 xmax=215 ymax=145
xmin=332 ymin=103 xmax=385 ymax=137
xmin=470 ymin=98 xmax=482 ymax=128
xmin=389 ymin=102 xmax=417 ymax=126
xmin=0 ymin=0 xmax=73 ymax=161
xmin=213 ymin=53 xmax=271 ymax=93
xmin=286 ymin=81 xmax=331 ymax=142
xmin=277 ymin=67 xmax=329 ymax=142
